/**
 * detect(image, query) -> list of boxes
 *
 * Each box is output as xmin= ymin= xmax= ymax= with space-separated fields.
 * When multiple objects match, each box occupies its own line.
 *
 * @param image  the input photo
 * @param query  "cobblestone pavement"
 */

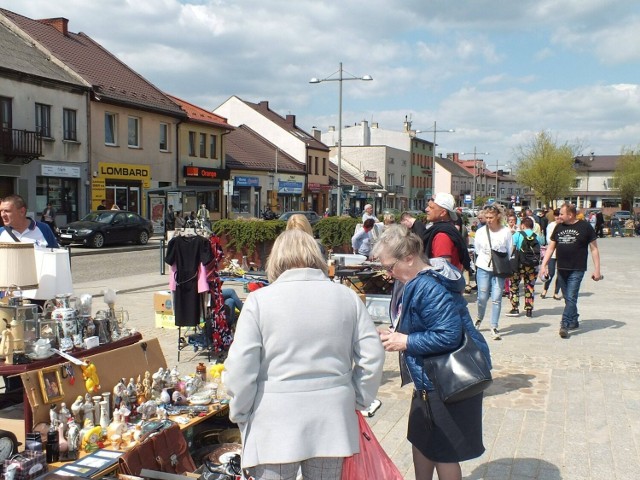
xmin=72 ymin=237 xmax=639 ymax=479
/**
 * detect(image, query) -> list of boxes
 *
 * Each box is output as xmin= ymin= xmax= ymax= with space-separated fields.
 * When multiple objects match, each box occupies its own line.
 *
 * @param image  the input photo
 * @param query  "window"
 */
xmin=606 ymin=178 xmax=616 ymax=189
xmin=128 ymin=117 xmax=140 ymax=147
xmin=387 ymin=173 xmax=394 ymax=187
xmin=401 ymin=174 xmax=406 ymax=187
xmin=199 ymin=133 xmax=206 ymax=157
xmin=63 ymin=108 xmax=77 ymax=141
xmin=105 ymin=113 xmax=117 ymax=145
xmin=573 ymin=178 xmax=582 ymax=188
xmin=314 ymin=157 xmax=319 ymax=175
xmin=209 ymin=135 xmax=217 ymax=159
xmin=188 ymin=132 xmax=196 ymax=156
xmin=35 ymin=103 xmax=51 ymax=137
xmin=322 ymin=158 xmax=326 ymax=176
xmin=159 ymin=123 xmax=168 ymax=151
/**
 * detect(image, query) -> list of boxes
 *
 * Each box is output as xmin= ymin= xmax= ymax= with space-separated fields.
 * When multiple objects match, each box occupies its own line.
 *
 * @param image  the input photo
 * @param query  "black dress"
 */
xmin=165 ymin=235 xmax=213 ymax=326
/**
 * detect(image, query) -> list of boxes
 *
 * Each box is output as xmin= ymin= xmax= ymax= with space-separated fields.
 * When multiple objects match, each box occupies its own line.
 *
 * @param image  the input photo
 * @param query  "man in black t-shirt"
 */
xmin=539 ymin=203 xmax=602 ymax=338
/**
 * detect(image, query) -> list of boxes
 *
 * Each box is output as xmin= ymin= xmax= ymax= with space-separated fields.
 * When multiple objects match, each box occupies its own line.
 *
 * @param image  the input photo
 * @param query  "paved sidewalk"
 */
xmin=73 ymin=237 xmax=639 ymax=479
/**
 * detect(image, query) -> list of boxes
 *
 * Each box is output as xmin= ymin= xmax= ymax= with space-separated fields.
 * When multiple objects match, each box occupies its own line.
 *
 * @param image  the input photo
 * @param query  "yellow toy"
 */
xmin=81 ymin=361 xmax=101 ymax=393
xmin=209 ymin=363 xmax=225 ymax=379
xmin=81 ymin=425 xmax=102 ymax=452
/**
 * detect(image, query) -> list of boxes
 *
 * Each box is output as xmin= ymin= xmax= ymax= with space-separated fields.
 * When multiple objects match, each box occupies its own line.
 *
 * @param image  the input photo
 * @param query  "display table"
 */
xmin=46 ymin=402 xmax=230 ymax=479
xmin=0 ymin=333 xmax=143 ymax=438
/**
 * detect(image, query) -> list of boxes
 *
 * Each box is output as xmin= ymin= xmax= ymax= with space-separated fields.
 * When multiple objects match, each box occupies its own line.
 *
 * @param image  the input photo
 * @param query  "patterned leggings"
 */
xmin=509 ymin=265 xmax=537 ymax=311
xmin=247 ymin=457 xmax=343 ymax=480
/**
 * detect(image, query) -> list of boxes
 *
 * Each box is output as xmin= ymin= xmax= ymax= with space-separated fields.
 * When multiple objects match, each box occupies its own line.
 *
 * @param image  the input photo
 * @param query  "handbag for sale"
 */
xmin=341 ymin=411 xmax=403 ymax=480
xmin=423 ymin=330 xmax=493 ymax=404
xmin=486 ymin=228 xmax=515 ymax=277
xmin=118 ymin=423 xmax=196 ymax=476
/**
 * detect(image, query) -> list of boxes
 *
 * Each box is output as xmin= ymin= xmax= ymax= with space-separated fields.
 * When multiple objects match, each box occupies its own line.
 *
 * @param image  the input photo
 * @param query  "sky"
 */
xmin=3 ymin=0 xmax=640 ymax=171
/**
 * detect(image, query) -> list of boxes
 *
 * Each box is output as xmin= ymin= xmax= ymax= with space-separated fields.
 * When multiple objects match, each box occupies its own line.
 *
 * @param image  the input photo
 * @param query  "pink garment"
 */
xmin=169 ymin=263 xmax=209 ymax=293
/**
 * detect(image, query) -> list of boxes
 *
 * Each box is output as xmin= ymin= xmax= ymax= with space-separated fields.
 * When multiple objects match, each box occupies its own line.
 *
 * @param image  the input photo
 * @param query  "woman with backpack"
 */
xmin=506 ymin=217 xmax=545 ymax=318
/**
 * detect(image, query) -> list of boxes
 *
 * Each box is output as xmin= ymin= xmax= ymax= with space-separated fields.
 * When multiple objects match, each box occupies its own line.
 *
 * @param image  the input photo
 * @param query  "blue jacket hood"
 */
xmin=426 ymin=257 xmax=466 ymax=294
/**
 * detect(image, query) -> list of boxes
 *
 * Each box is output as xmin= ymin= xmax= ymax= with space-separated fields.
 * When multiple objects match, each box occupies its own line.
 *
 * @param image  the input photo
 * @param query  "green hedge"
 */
xmin=211 ymin=216 xmax=362 ymax=254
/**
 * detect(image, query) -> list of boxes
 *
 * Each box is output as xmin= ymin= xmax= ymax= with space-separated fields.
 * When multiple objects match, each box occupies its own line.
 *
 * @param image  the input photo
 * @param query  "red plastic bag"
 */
xmin=341 ymin=411 xmax=404 ymax=480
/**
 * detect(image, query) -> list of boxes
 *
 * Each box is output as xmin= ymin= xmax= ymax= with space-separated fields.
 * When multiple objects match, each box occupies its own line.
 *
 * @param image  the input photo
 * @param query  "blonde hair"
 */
xmin=383 ymin=213 xmax=396 ymax=225
xmin=286 ymin=213 xmax=314 ymax=236
xmin=266 ymin=229 xmax=328 ymax=282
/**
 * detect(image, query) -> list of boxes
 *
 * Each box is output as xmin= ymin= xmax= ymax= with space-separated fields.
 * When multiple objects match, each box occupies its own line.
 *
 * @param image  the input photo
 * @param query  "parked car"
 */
xmin=278 ymin=210 xmax=322 ymax=226
xmin=613 ymin=210 xmax=631 ymax=221
xmin=58 ymin=211 xmax=153 ymax=248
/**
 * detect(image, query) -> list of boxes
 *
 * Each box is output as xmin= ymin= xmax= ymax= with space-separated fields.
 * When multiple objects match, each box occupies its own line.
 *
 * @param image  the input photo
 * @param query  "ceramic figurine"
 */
xmin=92 ymin=396 xmax=102 ymax=426
xmin=59 ymin=402 xmax=71 ymax=429
xmin=71 ymin=395 xmax=84 ymax=423
xmin=49 ymin=404 xmax=59 ymax=428
xmin=142 ymin=371 xmax=152 ymax=400
xmin=106 ymin=408 xmax=126 ymax=439
xmin=135 ymin=376 xmax=145 ymax=405
xmin=78 ymin=418 xmax=95 ymax=448
xmin=151 ymin=369 xmax=164 ymax=398
xmin=57 ymin=422 xmax=69 ymax=458
xmin=138 ymin=400 xmax=157 ymax=420
xmin=113 ymin=378 xmax=126 ymax=409
xmin=169 ymin=365 xmax=180 ymax=387
xmin=81 ymin=425 xmax=102 ymax=452
xmin=99 ymin=401 xmax=110 ymax=430
xmin=66 ymin=418 xmax=80 ymax=460
xmin=83 ymin=394 xmax=94 ymax=424
xmin=156 ymin=406 xmax=167 ymax=420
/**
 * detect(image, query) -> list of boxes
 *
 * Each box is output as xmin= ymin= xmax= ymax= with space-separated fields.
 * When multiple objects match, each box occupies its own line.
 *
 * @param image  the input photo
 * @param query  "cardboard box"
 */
xmin=153 ymin=291 xmax=174 ymax=314
xmin=154 ymin=312 xmax=177 ymax=329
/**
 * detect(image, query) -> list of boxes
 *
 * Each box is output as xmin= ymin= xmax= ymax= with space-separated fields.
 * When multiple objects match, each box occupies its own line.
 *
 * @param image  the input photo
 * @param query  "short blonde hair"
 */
xmin=286 ymin=213 xmax=314 ymax=236
xmin=383 ymin=213 xmax=396 ymax=225
xmin=266 ymin=229 xmax=328 ymax=282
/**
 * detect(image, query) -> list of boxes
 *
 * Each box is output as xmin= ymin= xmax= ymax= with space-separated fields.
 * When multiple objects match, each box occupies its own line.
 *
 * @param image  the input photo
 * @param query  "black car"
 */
xmin=58 ymin=211 xmax=153 ymax=248
xmin=278 ymin=211 xmax=322 ymax=225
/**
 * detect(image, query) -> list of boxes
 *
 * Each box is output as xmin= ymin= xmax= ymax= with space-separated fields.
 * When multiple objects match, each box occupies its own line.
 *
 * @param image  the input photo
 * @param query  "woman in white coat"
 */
xmin=225 ymin=229 xmax=385 ymax=479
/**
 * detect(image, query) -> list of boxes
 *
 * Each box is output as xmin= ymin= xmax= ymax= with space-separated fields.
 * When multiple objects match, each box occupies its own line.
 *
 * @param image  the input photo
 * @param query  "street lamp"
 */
xmin=310 ymin=62 xmax=373 ymax=216
xmin=460 ymin=148 xmax=490 ymax=209
xmin=415 ymin=121 xmax=455 ymax=196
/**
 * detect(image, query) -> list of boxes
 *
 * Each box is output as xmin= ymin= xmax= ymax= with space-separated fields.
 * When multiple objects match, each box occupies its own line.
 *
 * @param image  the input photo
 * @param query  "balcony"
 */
xmin=394 ymin=185 xmax=404 ymax=194
xmin=0 ymin=128 xmax=43 ymax=164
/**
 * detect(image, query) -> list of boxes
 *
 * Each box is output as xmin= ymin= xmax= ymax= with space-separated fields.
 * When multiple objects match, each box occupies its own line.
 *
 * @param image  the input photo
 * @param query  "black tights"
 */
xmin=412 ymin=446 xmax=462 ymax=480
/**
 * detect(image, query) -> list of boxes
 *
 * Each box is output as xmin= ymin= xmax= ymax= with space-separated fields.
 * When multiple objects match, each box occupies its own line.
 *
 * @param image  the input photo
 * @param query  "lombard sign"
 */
xmin=98 ymin=162 xmax=151 ymax=187
xmin=183 ymin=166 xmax=230 ymax=181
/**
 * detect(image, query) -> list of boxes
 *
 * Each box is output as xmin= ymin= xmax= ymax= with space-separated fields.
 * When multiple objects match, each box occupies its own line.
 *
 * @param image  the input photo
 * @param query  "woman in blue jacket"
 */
xmin=374 ymin=225 xmax=491 ymax=480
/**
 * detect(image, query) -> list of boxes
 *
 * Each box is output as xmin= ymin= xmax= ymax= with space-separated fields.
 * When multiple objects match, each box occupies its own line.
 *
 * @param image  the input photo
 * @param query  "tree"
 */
xmin=613 ymin=147 xmax=640 ymax=210
xmin=513 ymin=131 xmax=580 ymax=206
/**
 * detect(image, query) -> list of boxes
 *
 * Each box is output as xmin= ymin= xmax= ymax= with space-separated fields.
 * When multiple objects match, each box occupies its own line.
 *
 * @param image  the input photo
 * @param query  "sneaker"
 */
xmin=474 ymin=318 xmax=482 ymax=329
xmin=526 ymin=310 xmax=533 ymax=318
xmin=568 ymin=322 xmax=580 ymax=330
xmin=559 ymin=327 xmax=569 ymax=338
xmin=506 ymin=308 xmax=520 ymax=317
xmin=491 ymin=328 xmax=502 ymax=340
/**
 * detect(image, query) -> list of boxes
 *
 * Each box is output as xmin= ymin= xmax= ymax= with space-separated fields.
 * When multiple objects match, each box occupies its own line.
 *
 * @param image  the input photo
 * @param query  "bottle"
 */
xmin=241 ymin=256 xmax=249 ymax=272
xmin=196 ymin=362 xmax=206 ymax=382
xmin=46 ymin=428 xmax=59 ymax=463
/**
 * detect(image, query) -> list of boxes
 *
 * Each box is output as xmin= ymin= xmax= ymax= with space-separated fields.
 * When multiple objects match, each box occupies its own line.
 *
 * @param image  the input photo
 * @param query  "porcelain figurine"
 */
xmin=156 ymin=406 xmax=167 ymax=420
xmin=82 ymin=394 xmax=94 ymax=424
xmin=106 ymin=408 xmax=126 ymax=439
xmin=142 ymin=371 xmax=152 ymax=400
xmin=169 ymin=365 xmax=180 ymax=387
xmin=66 ymin=418 xmax=80 ymax=460
xmin=81 ymin=425 xmax=102 ymax=452
xmin=57 ymin=422 xmax=69 ymax=458
xmin=49 ymin=404 xmax=59 ymax=428
xmin=58 ymin=402 xmax=71 ymax=429
xmin=71 ymin=395 xmax=84 ymax=423
xmin=113 ymin=378 xmax=126 ymax=409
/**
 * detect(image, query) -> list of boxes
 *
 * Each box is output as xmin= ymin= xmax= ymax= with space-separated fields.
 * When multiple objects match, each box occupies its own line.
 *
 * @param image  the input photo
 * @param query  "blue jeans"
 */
xmin=543 ymin=258 xmax=560 ymax=295
xmin=476 ymin=267 xmax=504 ymax=328
xmin=222 ymin=288 xmax=243 ymax=326
xmin=556 ymin=270 xmax=584 ymax=328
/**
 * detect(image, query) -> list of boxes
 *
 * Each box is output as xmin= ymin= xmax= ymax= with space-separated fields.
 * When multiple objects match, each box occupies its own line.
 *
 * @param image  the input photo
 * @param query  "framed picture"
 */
xmin=38 ymin=366 xmax=64 ymax=404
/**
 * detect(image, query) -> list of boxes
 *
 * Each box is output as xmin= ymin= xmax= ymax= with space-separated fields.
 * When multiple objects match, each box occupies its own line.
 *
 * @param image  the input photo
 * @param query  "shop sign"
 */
xmin=308 ymin=182 xmax=320 ymax=192
xmin=364 ymin=170 xmax=377 ymax=182
xmin=41 ymin=165 xmax=81 ymax=178
xmin=92 ymin=178 xmax=106 ymax=198
xmin=234 ymin=176 xmax=260 ymax=187
xmin=98 ymin=162 xmax=151 ymax=187
xmin=183 ymin=166 xmax=230 ymax=180
xmin=278 ymin=180 xmax=303 ymax=194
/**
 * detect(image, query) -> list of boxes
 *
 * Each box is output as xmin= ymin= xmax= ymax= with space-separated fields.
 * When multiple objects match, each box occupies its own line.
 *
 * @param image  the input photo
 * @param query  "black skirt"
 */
xmin=407 ymin=389 xmax=485 ymax=463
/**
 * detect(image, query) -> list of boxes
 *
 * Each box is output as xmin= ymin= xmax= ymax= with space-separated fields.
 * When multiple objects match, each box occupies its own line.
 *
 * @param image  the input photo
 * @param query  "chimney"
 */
xmin=39 ymin=17 xmax=69 ymax=36
xmin=258 ymin=101 xmax=269 ymax=110
xmin=371 ymin=123 xmax=379 ymax=128
xmin=312 ymin=128 xmax=322 ymax=141
xmin=328 ymin=126 xmax=335 ymax=131
xmin=285 ymin=114 xmax=296 ymax=126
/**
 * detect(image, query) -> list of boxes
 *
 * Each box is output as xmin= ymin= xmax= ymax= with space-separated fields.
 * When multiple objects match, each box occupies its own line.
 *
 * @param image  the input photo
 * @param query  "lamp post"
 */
xmin=460 ymin=148 xmax=490 ymax=209
xmin=415 ymin=121 xmax=455 ymax=197
xmin=310 ymin=62 xmax=373 ymax=216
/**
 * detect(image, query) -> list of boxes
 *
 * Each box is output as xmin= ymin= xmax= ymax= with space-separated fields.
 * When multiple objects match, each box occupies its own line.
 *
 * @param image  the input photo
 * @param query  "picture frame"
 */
xmin=38 ymin=366 xmax=64 ymax=404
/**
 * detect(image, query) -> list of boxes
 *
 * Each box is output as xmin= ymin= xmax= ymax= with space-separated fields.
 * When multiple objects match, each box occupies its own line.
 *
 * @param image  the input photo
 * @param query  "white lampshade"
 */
xmin=22 ymin=248 xmax=74 ymax=300
xmin=0 ymin=242 xmax=39 ymax=290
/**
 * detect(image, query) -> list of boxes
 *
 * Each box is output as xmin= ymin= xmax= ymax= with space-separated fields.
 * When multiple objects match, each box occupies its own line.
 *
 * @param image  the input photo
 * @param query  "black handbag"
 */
xmin=486 ymin=228 xmax=515 ymax=277
xmin=423 ymin=330 xmax=492 ymax=403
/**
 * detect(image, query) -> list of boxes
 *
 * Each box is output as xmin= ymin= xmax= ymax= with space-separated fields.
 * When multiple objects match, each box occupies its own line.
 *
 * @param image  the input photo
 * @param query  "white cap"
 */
xmin=433 ymin=193 xmax=458 ymax=221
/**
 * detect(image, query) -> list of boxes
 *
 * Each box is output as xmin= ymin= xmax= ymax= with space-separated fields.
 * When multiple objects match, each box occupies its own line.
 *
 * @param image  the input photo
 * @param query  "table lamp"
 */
xmin=0 ymin=242 xmax=39 ymax=353
xmin=22 ymin=247 xmax=74 ymax=300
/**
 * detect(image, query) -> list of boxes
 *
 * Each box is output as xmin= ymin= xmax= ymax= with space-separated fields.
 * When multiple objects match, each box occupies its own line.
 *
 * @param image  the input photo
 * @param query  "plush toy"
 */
xmin=81 ymin=361 xmax=101 ymax=393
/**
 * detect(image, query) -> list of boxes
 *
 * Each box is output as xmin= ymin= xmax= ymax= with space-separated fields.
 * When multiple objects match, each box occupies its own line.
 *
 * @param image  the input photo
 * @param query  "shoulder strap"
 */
xmin=5 ymin=227 xmax=20 ymax=242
